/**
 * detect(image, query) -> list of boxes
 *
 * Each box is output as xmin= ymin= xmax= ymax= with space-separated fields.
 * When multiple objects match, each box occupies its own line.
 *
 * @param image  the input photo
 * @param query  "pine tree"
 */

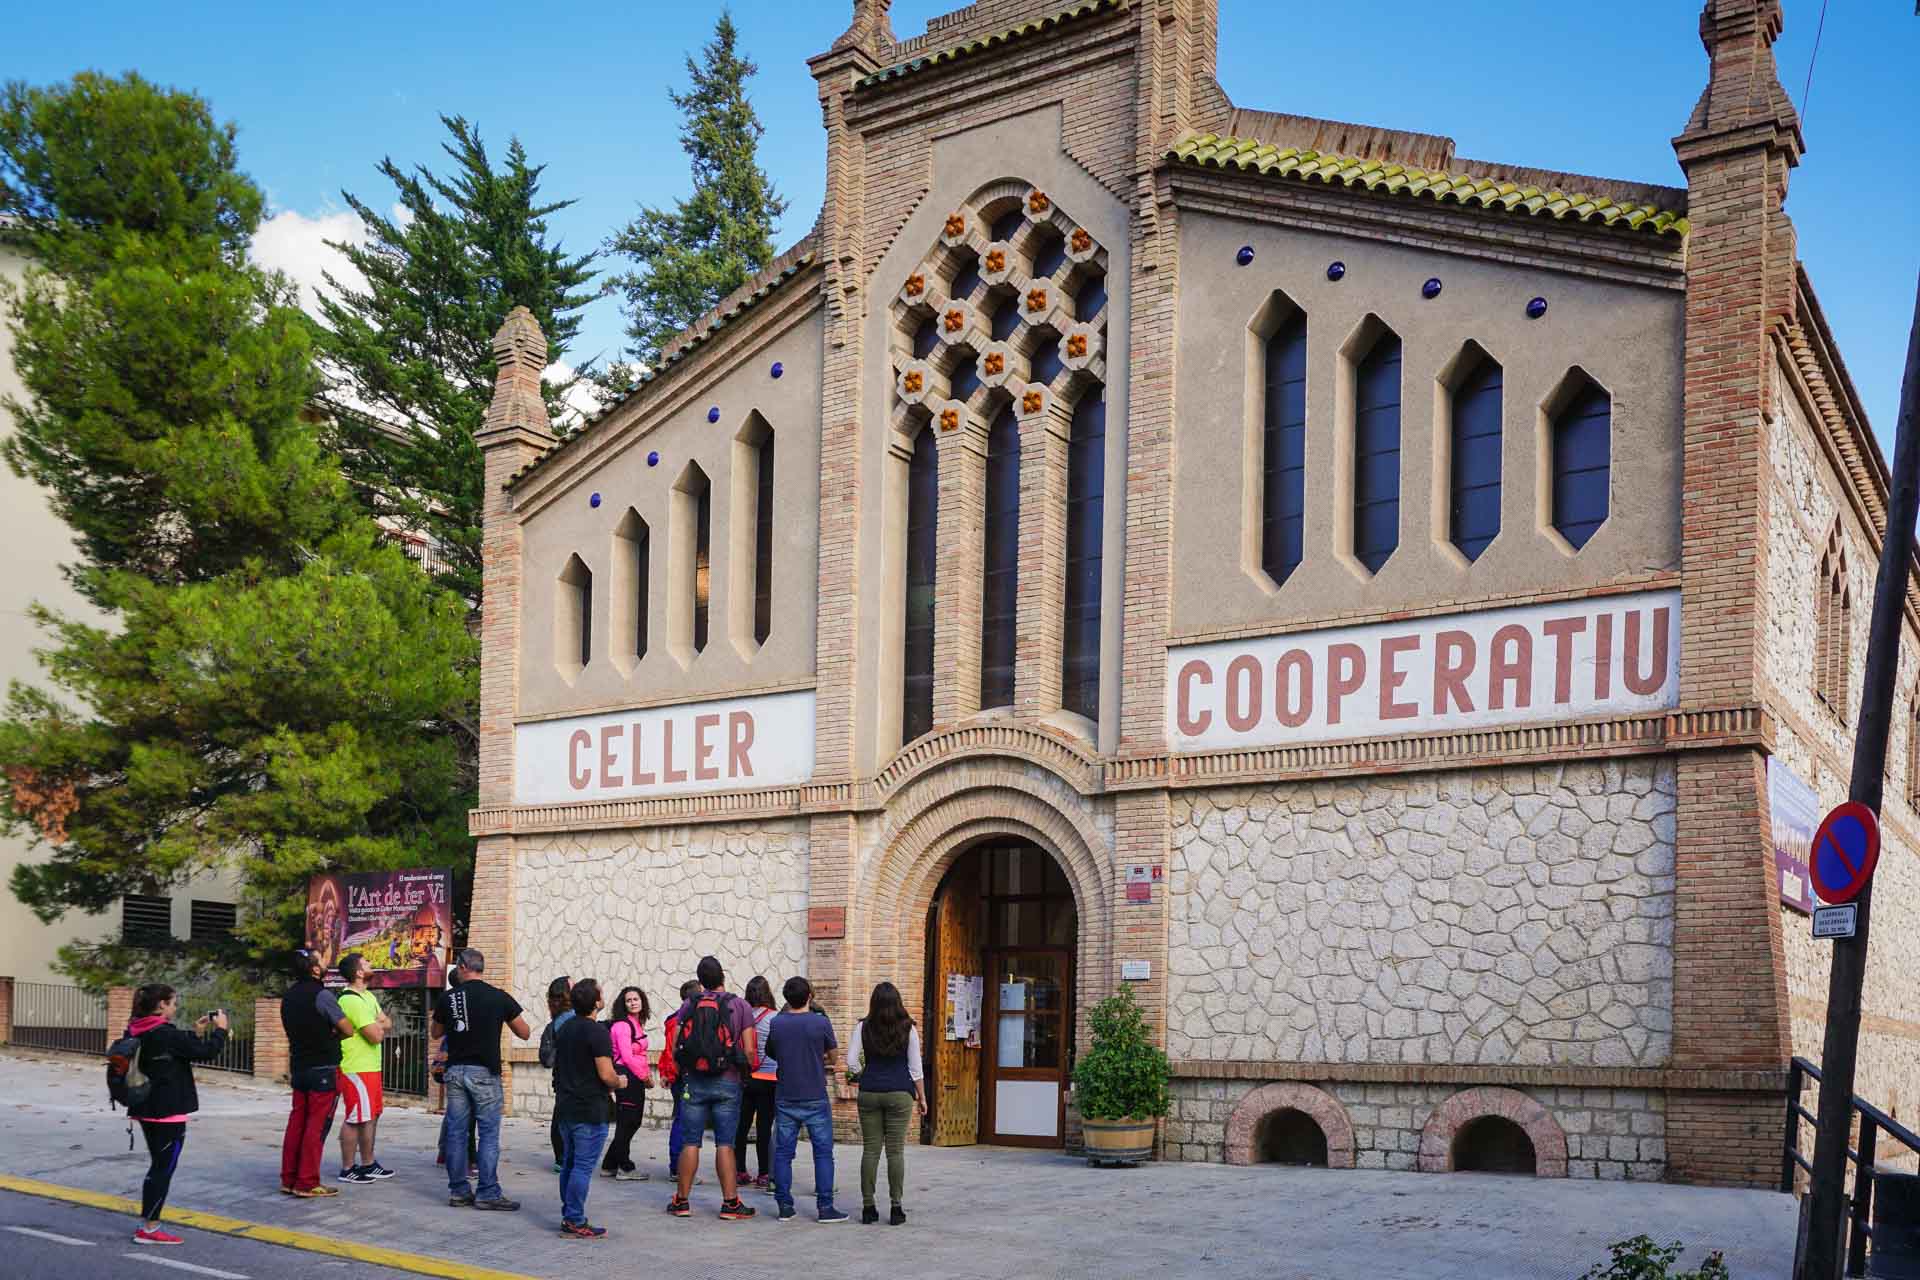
xmin=0 ymin=74 xmax=477 ymax=987
xmin=314 ymin=115 xmax=599 ymax=606
xmin=608 ymin=11 xmax=788 ymax=365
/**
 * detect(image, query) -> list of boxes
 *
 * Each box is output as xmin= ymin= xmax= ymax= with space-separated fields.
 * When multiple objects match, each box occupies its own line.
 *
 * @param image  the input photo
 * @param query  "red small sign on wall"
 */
xmin=1126 ymin=865 xmax=1153 ymax=904
xmin=807 ymin=907 xmax=846 ymax=940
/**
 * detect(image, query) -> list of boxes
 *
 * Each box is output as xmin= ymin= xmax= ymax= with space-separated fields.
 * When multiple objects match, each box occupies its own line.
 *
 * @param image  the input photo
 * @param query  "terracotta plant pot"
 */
xmin=1082 ymin=1116 xmax=1156 ymax=1167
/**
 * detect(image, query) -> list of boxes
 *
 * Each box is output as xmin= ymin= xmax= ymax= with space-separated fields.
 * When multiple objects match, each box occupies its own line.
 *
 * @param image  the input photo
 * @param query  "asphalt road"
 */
xmin=0 ymin=1189 xmax=429 ymax=1280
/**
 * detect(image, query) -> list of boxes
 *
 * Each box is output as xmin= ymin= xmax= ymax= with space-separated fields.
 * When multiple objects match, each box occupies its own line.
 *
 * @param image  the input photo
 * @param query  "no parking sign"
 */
xmin=1809 ymin=802 xmax=1880 ymax=906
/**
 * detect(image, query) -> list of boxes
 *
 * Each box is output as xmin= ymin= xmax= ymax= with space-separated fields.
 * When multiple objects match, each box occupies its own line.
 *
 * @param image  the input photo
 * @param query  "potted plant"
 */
xmin=1071 ymin=985 xmax=1171 ymax=1166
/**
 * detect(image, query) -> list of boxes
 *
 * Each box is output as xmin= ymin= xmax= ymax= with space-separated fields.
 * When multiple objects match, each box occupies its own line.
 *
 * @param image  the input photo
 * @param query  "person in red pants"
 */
xmin=279 ymin=949 xmax=353 ymax=1197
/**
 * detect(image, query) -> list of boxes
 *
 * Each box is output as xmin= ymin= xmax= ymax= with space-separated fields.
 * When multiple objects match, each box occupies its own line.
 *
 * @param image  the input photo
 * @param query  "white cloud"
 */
xmin=544 ymin=361 xmax=603 ymax=429
xmin=251 ymin=207 xmax=367 ymax=319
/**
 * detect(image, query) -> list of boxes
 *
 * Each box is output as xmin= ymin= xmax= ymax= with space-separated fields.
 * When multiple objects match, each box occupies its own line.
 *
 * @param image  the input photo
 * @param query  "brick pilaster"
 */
xmin=0 ymin=976 xmax=12 ymax=1045
xmin=106 ymin=986 xmax=133 ymax=1036
xmin=932 ymin=416 xmax=988 ymax=727
xmin=1015 ymin=406 xmax=1070 ymax=719
xmin=253 ymin=994 xmax=287 ymax=1084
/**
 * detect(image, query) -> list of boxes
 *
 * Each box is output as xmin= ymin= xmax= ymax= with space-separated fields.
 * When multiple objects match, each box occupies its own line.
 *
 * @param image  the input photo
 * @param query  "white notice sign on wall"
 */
xmin=1165 ymin=590 xmax=1680 ymax=753
xmin=514 ymin=689 xmax=815 ymax=806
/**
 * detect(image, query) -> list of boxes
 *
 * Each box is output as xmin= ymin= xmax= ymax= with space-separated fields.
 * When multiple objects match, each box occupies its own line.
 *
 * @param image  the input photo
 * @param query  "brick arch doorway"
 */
xmin=921 ymin=839 xmax=1078 ymax=1150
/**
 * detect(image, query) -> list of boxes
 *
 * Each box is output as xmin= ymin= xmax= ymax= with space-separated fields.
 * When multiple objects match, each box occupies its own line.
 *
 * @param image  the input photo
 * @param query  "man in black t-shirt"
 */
xmin=551 ymin=979 xmax=626 ymax=1238
xmin=429 ymin=948 xmax=529 ymax=1209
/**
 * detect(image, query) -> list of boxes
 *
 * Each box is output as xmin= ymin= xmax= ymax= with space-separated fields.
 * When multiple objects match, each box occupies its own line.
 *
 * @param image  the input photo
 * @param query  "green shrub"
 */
xmin=1070 ymin=986 xmax=1171 ymax=1122
xmin=1579 ymin=1235 xmax=1729 ymax=1280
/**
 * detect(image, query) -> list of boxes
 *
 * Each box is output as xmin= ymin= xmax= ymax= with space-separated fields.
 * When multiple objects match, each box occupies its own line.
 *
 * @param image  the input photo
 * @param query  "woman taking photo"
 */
xmin=846 ymin=981 xmax=925 ymax=1225
xmin=733 ymin=976 xmax=779 ymax=1191
xmin=124 ymin=984 xmax=229 ymax=1245
xmin=599 ymin=985 xmax=653 ymax=1180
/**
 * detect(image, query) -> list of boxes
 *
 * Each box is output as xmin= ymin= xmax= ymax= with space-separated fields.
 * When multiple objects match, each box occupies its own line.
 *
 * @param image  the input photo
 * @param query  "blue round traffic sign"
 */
xmin=1810 ymin=802 xmax=1880 ymax=906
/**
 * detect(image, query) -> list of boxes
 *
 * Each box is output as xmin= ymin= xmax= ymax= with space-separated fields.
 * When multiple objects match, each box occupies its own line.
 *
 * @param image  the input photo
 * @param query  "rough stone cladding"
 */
xmin=1169 ymin=1077 xmax=1666 ymax=1181
xmin=1762 ymin=348 xmax=1920 ymax=1174
xmin=507 ymin=820 xmax=809 ymax=1124
xmin=1168 ymin=761 xmax=1676 ymax=1069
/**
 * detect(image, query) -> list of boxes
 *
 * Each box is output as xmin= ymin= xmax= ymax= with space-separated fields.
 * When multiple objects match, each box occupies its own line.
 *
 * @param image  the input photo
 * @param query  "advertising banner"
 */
xmin=1165 ymin=590 xmax=1680 ymax=753
xmin=305 ymin=868 xmax=453 ymax=988
xmin=1768 ymin=757 xmax=1820 ymax=915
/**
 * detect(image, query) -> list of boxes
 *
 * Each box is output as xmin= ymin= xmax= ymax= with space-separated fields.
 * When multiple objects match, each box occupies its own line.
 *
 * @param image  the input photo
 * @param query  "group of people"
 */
xmin=112 ymin=945 xmax=930 ymax=1247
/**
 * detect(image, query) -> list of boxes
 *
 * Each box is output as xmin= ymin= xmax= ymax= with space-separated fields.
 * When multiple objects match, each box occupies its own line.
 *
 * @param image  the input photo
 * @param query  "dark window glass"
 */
xmin=1553 ymin=383 xmax=1611 ymax=550
xmin=1075 ymin=272 xmax=1108 ymax=321
xmin=1352 ymin=333 xmax=1402 ymax=573
xmin=1449 ymin=357 xmax=1503 ymax=561
xmin=754 ymin=433 xmax=775 ymax=645
xmin=914 ymin=316 xmax=939 ymax=359
xmin=694 ymin=483 xmax=711 ymax=653
xmin=903 ymin=428 xmax=939 ymax=744
xmin=1031 ymin=335 xmax=1064 ymax=385
xmin=1062 ymin=393 xmax=1105 ymax=722
xmin=190 ymin=900 xmax=237 ymax=942
xmin=122 ymin=894 xmax=172 ymax=946
xmin=981 ymin=407 xmax=1020 ymax=709
xmin=1261 ymin=313 xmax=1307 ymax=585
xmin=992 ymin=296 xmax=1021 ymax=341
xmin=1033 ymin=231 xmax=1067 ymax=279
xmin=991 ymin=209 xmax=1024 ymax=242
xmin=952 ymin=353 xmax=982 ymax=400
xmin=562 ymin=555 xmax=592 ymax=667
xmin=951 ymin=255 xmax=982 ymax=302
xmin=634 ymin=522 xmax=649 ymax=659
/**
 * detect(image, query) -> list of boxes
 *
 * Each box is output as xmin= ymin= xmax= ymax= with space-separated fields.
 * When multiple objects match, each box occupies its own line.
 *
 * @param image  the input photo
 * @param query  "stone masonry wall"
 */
xmin=509 ymin=820 xmax=809 ymax=1123
xmin=1168 ymin=761 xmax=1677 ymax=1069
xmin=1168 ymin=1077 xmax=1666 ymax=1181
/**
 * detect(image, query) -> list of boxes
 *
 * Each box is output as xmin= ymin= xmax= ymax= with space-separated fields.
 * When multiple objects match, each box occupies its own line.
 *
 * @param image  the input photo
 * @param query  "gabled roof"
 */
xmin=855 ymin=0 xmax=1129 ymax=91
xmin=1168 ymin=134 xmax=1689 ymax=239
xmin=505 ymin=240 xmax=818 ymax=491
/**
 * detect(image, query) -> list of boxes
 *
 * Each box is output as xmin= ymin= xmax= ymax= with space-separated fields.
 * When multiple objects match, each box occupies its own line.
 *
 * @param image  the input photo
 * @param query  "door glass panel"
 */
xmin=999 ymin=955 xmax=1063 ymax=1068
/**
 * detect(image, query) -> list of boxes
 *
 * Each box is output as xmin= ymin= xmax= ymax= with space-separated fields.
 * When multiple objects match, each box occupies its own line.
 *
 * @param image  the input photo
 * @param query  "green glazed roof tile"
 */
xmin=1167 ymin=134 xmax=1688 ymax=239
xmin=855 ymin=0 xmax=1129 ymax=90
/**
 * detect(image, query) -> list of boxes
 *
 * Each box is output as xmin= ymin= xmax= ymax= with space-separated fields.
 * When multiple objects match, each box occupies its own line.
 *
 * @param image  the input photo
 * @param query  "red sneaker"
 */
xmin=133 ymin=1227 xmax=184 ymax=1246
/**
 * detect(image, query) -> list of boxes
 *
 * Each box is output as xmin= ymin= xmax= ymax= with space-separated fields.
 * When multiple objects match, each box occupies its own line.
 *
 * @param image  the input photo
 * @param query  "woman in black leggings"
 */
xmin=123 ymin=983 xmax=228 ymax=1245
xmin=733 ymin=976 xmax=779 ymax=1190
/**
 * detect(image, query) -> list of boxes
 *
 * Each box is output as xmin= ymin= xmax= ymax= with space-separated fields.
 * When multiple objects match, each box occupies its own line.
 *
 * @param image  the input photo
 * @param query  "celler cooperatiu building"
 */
xmin=467 ymin=0 xmax=1920 ymax=1187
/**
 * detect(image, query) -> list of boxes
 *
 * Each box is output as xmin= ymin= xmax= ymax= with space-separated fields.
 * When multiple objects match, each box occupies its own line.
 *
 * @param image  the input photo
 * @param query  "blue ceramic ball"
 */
xmin=770 ymin=362 xmax=784 ymax=379
xmin=707 ymin=406 xmax=721 ymax=423
xmin=1526 ymin=296 xmax=1549 ymax=319
xmin=589 ymin=492 xmax=601 ymax=509
xmin=1235 ymin=245 xmax=1255 ymax=266
xmin=647 ymin=451 xmax=659 ymax=467
xmin=1326 ymin=261 xmax=1346 ymax=282
xmin=1422 ymin=277 xmax=1443 ymax=299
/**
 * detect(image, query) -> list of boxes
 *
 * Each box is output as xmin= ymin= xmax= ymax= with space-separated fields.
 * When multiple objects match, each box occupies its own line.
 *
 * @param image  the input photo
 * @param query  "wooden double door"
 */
xmin=925 ymin=842 xmax=1077 ymax=1148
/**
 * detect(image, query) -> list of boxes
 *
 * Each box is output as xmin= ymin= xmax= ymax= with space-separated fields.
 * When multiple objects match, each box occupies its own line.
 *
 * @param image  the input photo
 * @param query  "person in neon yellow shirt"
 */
xmin=335 ymin=954 xmax=393 ymax=1184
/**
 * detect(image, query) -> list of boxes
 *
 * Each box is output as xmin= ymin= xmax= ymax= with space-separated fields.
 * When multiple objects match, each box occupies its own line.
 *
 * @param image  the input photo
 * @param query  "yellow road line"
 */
xmin=0 ymin=1173 xmax=537 ymax=1280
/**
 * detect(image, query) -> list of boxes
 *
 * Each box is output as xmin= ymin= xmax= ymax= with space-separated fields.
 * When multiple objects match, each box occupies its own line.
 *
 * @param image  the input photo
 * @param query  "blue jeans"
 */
xmin=558 ymin=1121 xmax=609 ymax=1226
xmin=677 ymin=1075 xmax=742 ymax=1149
xmin=773 ymin=1098 xmax=836 ymax=1214
xmin=667 ymin=1091 xmax=685 ymax=1173
xmin=443 ymin=1065 xmax=505 ymax=1201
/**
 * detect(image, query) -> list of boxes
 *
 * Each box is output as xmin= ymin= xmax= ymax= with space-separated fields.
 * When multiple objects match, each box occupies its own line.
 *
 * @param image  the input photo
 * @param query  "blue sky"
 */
xmin=10 ymin=1 xmax=1917 ymax=443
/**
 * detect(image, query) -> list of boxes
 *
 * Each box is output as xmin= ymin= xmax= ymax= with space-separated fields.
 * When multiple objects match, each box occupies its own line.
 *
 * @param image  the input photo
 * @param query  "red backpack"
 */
xmin=673 ymin=991 xmax=743 ymax=1077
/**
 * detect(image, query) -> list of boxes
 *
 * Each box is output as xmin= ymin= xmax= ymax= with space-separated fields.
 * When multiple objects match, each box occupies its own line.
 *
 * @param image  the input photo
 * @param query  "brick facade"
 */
xmin=468 ymin=0 xmax=1910 ymax=1190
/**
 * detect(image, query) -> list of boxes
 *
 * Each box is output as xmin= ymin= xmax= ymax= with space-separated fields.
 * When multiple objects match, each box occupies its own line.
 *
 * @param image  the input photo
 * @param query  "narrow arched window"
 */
xmin=1062 ymin=392 xmax=1105 ymax=723
xmin=1449 ymin=355 xmax=1503 ymax=561
xmin=903 ymin=427 xmax=939 ymax=744
xmin=1262 ymin=313 xmax=1307 ymax=585
xmin=1908 ymin=701 xmax=1920 ymax=809
xmin=753 ymin=430 xmax=775 ymax=645
xmin=981 ymin=407 xmax=1020 ymax=709
xmin=1816 ymin=528 xmax=1849 ymax=720
xmin=693 ymin=481 xmax=711 ymax=653
xmin=1552 ymin=382 xmax=1611 ymax=550
xmin=615 ymin=510 xmax=648 ymax=662
xmin=560 ymin=554 xmax=592 ymax=670
xmin=1353 ymin=332 xmax=1402 ymax=573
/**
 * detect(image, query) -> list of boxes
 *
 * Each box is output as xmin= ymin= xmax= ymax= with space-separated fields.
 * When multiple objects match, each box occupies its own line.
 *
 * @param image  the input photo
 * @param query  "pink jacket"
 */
xmin=610 ymin=1016 xmax=649 ymax=1081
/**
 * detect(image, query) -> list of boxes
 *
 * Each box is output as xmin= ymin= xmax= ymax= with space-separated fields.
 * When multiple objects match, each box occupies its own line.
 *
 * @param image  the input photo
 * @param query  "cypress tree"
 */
xmin=608 ymin=11 xmax=788 ymax=366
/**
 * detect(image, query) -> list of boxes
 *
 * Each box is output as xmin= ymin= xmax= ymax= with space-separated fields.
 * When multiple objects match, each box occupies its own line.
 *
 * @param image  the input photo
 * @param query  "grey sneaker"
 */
xmin=615 ymin=1169 xmax=650 ymax=1182
xmin=448 ymin=1193 xmax=475 ymax=1207
xmin=473 ymin=1197 xmax=521 ymax=1212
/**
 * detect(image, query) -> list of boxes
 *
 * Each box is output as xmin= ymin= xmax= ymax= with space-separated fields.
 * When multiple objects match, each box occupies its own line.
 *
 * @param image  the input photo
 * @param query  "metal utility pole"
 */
xmin=1799 ymin=273 xmax=1920 ymax=1279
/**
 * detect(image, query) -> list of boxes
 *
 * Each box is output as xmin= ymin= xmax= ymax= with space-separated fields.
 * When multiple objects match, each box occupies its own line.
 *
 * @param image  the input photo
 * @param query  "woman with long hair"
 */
xmin=599 ymin=985 xmax=653 ymax=1179
xmin=733 ymin=975 xmax=780 ymax=1190
xmin=845 ymin=981 xmax=926 ymax=1225
xmin=123 ymin=983 xmax=229 ymax=1245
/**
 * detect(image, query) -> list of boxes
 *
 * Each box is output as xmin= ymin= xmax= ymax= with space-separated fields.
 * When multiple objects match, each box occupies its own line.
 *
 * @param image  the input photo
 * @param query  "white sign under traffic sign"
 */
xmin=1812 ymin=903 xmax=1858 ymax=940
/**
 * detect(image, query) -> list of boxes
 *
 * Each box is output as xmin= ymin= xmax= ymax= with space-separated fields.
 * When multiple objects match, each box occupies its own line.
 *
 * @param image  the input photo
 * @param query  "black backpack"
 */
xmin=673 ymin=991 xmax=743 ymax=1077
xmin=106 ymin=1030 xmax=150 ymax=1111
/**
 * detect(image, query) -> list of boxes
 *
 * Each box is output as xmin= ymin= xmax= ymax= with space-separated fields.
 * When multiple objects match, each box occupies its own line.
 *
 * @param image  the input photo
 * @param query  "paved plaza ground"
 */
xmin=0 ymin=1048 xmax=1796 ymax=1279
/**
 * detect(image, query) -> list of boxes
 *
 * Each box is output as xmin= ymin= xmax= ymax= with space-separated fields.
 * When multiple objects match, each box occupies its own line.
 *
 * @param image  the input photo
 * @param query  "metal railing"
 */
xmin=10 ymin=981 xmax=107 ymax=1055
xmin=381 ymin=989 xmax=429 ymax=1097
xmin=1783 ymin=1055 xmax=1920 ymax=1277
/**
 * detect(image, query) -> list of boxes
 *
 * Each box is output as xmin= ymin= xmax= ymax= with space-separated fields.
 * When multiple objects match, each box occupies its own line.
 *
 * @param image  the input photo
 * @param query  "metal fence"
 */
xmin=11 ymin=981 xmax=107 ymax=1055
xmin=1782 ymin=1055 xmax=1920 ymax=1277
xmin=381 ymin=988 xmax=430 ymax=1096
